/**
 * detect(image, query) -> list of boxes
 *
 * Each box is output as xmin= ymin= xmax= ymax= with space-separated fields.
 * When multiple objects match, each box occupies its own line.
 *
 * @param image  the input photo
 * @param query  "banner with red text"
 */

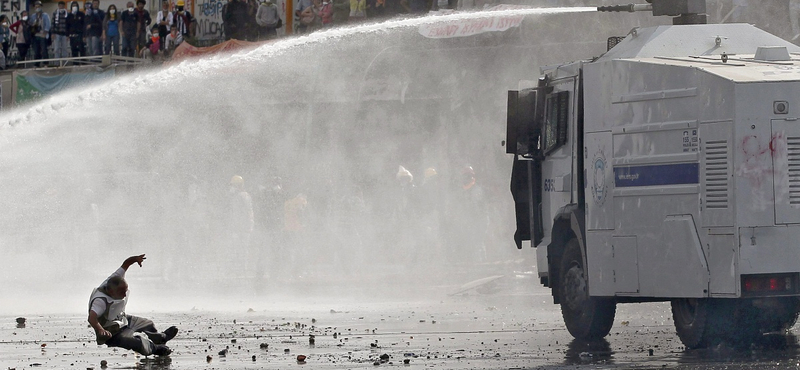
xmin=418 ymin=5 xmax=526 ymax=39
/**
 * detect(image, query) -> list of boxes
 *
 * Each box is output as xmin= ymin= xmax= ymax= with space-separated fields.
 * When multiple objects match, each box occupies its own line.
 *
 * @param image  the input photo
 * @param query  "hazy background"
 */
xmin=0 ymin=0 xmax=794 ymax=315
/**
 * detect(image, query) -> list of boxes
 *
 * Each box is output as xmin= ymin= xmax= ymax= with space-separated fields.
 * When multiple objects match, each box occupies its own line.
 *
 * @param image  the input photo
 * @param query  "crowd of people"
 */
xmin=218 ymin=0 xmax=472 ymax=40
xmin=0 ymin=0 xmax=193 ymax=67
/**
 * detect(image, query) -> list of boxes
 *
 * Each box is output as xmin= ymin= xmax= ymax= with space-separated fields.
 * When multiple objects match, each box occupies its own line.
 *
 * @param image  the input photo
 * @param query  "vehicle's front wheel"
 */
xmin=559 ymin=238 xmax=616 ymax=340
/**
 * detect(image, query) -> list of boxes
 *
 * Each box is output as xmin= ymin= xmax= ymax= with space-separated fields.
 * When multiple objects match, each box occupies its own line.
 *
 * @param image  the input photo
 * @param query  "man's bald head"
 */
xmin=105 ymin=276 xmax=128 ymax=299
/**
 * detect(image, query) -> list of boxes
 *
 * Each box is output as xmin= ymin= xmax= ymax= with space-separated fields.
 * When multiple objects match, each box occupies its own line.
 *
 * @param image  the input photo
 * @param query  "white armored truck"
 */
xmin=507 ymin=0 xmax=800 ymax=348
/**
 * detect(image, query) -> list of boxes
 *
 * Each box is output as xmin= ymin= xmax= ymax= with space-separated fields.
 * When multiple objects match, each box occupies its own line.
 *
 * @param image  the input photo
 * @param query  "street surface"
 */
xmin=4 ymin=264 xmax=800 ymax=370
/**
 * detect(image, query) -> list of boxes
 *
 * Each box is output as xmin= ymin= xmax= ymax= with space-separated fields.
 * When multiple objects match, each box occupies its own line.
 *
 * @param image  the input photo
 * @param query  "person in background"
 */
xmin=247 ymin=0 xmax=260 ymax=41
xmin=141 ymin=24 xmax=160 ymax=60
xmin=349 ymin=0 xmax=366 ymax=22
xmin=9 ymin=11 xmax=31 ymax=65
xmin=319 ymin=0 xmax=333 ymax=27
xmin=134 ymin=0 xmax=151 ymax=55
xmin=103 ymin=4 xmax=121 ymax=55
xmin=85 ymin=0 xmax=105 ymax=56
xmin=294 ymin=0 xmax=312 ymax=33
xmin=298 ymin=0 xmax=316 ymax=31
xmin=66 ymin=1 xmax=86 ymax=57
xmin=51 ymin=1 xmax=69 ymax=60
xmin=28 ymin=0 xmax=50 ymax=67
xmin=228 ymin=175 xmax=254 ymax=249
xmin=255 ymin=0 xmax=279 ymax=39
xmin=88 ymin=254 xmax=178 ymax=357
xmin=163 ymin=24 xmax=182 ymax=59
xmin=119 ymin=1 xmax=137 ymax=57
xmin=173 ymin=0 xmax=194 ymax=40
xmin=223 ymin=0 xmax=249 ymax=40
xmin=155 ymin=0 xmax=172 ymax=50
xmin=0 ymin=15 xmax=11 ymax=61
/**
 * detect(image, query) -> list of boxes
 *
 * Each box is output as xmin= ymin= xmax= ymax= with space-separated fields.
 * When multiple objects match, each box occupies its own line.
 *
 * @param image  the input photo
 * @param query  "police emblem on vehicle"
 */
xmin=592 ymin=152 xmax=607 ymax=206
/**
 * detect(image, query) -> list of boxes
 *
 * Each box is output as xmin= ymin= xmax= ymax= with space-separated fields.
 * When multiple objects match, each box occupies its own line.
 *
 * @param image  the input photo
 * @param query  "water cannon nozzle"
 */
xmin=597 ymin=3 xmax=653 ymax=13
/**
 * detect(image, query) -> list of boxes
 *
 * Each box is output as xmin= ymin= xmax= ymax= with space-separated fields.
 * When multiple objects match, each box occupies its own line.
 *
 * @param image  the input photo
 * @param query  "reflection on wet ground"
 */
xmin=6 ymin=276 xmax=800 ymax=369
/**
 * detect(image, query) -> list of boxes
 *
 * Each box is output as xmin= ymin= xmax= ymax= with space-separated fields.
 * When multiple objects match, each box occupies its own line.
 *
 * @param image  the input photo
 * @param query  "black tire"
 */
xmin=672 ymin=298 xmax=737 ymax=349
xmin=559 ymin=238 xmax=616 ymax=340
xmin=672 ymin=298 xmax=714 ymax=349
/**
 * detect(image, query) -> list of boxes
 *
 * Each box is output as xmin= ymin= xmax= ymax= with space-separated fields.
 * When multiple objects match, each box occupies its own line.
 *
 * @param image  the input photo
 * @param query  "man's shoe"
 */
xmin=145 ymin=331 xmax=166 ymax=345
xmin=163 ymin=326 xmax=178 ymax=343
xmin=153 ymin=345 xmax=172 ymax=356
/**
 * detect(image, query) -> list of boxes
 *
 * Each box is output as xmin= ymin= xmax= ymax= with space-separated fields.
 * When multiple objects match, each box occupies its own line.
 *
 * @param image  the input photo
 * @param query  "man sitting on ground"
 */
xmin=88 ymin=254 xmax=177 ymax=356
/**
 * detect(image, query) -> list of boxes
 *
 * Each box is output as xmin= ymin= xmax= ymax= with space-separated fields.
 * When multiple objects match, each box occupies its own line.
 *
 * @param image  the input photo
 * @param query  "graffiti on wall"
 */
xmin=192 ymin=0 xmax=285 ymax=40
xmin=194 ymin=0 xmax=224 ymax=40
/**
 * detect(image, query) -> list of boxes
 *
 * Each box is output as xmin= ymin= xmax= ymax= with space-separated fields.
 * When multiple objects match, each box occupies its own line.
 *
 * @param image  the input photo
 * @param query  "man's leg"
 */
xmin=60 ymin=35 xmax=70 ymax=58
xmin=105 ymin=326 xmax=158 ymax=356
xmin=127 ymin=315 xmax=178 ymax=345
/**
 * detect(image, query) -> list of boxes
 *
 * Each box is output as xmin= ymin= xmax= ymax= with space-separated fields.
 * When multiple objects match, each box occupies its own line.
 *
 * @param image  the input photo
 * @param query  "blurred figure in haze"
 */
xmin=453 ymin=165 xmax=487 ymax=262
xmin=253 ymin=176 xmax=285 ymax=283
xmin=228 ymin=175 xmax=255 ymax=275
xmin=416 ymin=167 xmax=444 ymax=257
xmin=103 ymin=4 xmax=121 ymax=55
xmin=85 ymin=0 xmax=105 ymax=56
xmin=66 ymin=2 xmax=86 ymax=57
xmin=51 ymin=2 xmax=69 ymax=60
xmin=283 ymin=192 xmax=307 ymax=279
xmin=255 ymin=0 xmax=280 ymax=39
xmin=28 ymin=1 xmax=50 ymax=67
xmin=88 ymin=254 xmax=178 ymax=357
xmin=394 ymin=165 xmax=415 ymax=217
xmin=10 ymin=11 xmax=32 ymax=63
xmin=388 ymin=166 xmax=416 ymax=264
xmin=73 ymin=188 xmax=101 ymax=273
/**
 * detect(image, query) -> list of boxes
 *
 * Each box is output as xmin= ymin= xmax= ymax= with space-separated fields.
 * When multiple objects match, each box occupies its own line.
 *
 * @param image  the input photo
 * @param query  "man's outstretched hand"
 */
xmin=122 ymin=254 xmax=147 ymax=270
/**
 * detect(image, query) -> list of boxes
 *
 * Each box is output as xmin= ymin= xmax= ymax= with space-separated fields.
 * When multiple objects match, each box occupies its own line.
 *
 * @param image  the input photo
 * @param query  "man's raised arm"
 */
xmin=121 ymin=254 xmax=146 ymax=271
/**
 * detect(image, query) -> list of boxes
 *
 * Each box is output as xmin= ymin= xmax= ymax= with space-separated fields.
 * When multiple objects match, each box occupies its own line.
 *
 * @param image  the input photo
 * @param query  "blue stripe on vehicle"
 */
xmin=613 ymin=163 xmax=699 ymax=187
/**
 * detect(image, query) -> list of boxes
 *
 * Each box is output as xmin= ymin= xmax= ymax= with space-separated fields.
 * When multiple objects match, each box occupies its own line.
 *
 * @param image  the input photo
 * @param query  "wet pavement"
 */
xmin=5 ymin=270 xmax=800 ymax=369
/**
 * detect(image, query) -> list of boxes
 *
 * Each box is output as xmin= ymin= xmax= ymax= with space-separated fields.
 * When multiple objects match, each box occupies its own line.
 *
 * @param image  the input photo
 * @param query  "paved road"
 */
xmin=3 ymin=271 xmax=800 ymax=369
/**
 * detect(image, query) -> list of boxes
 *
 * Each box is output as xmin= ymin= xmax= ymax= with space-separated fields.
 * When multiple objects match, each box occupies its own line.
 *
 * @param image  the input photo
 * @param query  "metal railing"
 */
xmin=15 ymin=54 xmax=149 ymax=68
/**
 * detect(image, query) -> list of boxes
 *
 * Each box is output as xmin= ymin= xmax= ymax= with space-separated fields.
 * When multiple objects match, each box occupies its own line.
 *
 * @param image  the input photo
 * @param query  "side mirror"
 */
xmin=506 ymin=88 xmax=537 ymax=155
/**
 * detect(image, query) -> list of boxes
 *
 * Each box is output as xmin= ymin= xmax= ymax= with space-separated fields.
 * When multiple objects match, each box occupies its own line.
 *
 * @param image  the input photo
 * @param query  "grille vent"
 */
xmin=788 ymin=137 xmax=800 ymax=205
xmin=704 ymin=139 xmax=729 ymax=209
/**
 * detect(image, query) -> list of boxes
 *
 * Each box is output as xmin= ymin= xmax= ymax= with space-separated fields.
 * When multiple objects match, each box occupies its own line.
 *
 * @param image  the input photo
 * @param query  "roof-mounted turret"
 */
xmin=598 ymin=0 xmax=707 ymax=25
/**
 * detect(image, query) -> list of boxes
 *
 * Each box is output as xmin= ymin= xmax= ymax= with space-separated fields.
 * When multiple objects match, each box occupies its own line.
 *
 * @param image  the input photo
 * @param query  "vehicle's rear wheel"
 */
xmin=672 ymin=298 xmax=737 ymax=349
xmin=559 ymin=238 xmax=616 ymax=340
xmin=672 ymin=298 xmax=714 ymax=349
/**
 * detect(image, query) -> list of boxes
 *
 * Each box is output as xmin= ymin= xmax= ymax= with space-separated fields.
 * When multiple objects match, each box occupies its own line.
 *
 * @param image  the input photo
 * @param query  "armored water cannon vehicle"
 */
xmin=507 ymin=0 xmax=800 ymax=348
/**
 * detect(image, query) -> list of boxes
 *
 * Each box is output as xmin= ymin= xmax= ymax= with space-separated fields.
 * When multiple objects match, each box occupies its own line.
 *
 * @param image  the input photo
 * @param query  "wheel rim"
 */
xmin=675 ymin=299 xmax=699 ymax=326
xmin=563 ymin=262 xmax=588 ymax=312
